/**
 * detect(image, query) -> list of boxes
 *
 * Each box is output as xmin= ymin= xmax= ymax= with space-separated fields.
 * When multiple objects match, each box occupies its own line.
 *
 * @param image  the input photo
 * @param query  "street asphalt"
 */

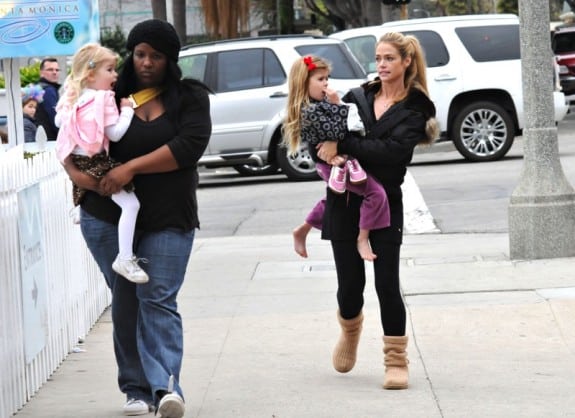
xmin=13 ymin=173 xmax=575 ymax=418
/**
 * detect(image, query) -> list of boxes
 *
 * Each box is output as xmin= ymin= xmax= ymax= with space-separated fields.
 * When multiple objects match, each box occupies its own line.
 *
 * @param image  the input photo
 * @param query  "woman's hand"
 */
xmin=100 ymin=163 xmax=134 ymax=195
xmin=316 ymin=141 xmax=339 ymax=164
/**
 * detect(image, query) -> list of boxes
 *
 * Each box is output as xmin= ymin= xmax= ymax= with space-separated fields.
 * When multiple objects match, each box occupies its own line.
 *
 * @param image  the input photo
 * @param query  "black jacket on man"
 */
xmin=35 ymin=77 xmax=61 ymax=140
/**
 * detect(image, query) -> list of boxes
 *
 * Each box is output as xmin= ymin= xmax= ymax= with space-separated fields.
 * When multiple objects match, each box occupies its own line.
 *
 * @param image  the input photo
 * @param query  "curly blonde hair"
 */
xmin=282 ymin=55 xmax=331 ymax=155
xmin=58 ymin=43 xmax=118 ymax=109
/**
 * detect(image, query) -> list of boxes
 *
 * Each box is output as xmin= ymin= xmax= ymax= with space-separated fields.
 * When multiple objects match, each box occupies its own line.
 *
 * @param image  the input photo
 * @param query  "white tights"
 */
xmin=111 ymin=189 xmax=140 ymax=260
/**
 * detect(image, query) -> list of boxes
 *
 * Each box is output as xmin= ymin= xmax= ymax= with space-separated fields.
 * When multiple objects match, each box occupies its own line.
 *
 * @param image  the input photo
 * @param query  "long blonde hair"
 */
xmin=282 ymin=55 xmax=331 ymax=155
xmin=370 ymin=32 xmax=429 ymax=101
xmin=58 ymin=43 xmax=118 ymax=109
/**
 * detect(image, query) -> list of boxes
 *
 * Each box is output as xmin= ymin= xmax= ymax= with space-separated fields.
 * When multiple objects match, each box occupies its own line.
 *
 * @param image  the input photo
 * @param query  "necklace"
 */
xmin=375 ymin=94 xmax=395 ymax=116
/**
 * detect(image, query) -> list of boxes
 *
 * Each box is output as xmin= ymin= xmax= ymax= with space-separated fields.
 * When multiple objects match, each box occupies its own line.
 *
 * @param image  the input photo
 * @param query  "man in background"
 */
xmin=35 ymin=58 xmax=61 ymax=141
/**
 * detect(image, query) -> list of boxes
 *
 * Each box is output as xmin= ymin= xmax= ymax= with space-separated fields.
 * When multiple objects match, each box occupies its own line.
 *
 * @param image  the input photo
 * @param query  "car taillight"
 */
xmin=557 ymin=56 xmax=575 ymax=74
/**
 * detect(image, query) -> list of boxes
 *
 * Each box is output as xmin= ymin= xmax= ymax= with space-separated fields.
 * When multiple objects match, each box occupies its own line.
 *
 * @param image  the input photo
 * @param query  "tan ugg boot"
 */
xmin=382 ymin=335 xmax=409 ymax=389
xmin=332 ymin=310 xmax=363 ymax=373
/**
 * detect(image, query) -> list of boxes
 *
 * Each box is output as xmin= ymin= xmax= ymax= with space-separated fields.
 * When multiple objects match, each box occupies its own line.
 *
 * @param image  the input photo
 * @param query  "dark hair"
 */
xmin=40 ymin=58 xmax=58 ymax=70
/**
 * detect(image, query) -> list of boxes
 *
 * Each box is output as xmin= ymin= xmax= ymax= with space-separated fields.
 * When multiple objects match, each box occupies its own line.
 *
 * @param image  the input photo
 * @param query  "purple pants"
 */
xmin=305 ymin=161 xmax=391 ymax=231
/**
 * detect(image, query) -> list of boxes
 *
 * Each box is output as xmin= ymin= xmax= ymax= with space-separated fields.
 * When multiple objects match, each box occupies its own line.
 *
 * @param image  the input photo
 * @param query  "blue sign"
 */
xmin=18 ymin=183 xmax=48 ymax=364
xmin=0 ymin=0 xmax=99 ymax=58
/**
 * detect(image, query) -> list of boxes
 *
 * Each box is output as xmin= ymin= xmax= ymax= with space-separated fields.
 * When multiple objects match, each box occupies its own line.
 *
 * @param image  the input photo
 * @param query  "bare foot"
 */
xmin=357 ymin=238 xmax=377 ymax=261
xmin=293 ymin=223 xmax=312 ymax=258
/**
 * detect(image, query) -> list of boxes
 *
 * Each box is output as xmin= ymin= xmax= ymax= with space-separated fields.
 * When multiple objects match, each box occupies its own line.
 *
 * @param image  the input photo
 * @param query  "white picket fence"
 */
xmin=0 ymin=145 xmax=110 ymax=417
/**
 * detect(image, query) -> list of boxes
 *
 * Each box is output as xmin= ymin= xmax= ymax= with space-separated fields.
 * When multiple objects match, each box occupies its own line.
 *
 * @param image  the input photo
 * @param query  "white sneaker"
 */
xmin=69 ymin=206 xmax=81 ymax=224
xmin=158 ymin=393 xmax=185 ymax=418
xmin=123 ymin=398 xmax=153 ymax=416
xmin=112 ymin=255 xmax=149 ymax=284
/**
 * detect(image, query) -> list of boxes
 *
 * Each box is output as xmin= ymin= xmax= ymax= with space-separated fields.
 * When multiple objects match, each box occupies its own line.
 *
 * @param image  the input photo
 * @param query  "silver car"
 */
xmin=179 ymin=35 xmax=367 ymax=180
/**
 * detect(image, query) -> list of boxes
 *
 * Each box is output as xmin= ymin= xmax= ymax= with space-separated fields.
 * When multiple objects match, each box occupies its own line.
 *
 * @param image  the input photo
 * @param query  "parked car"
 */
xmin=552 ymin=24 xmax=575 ymax=103
xmin=330 ymin=14 xmax=569 ymax=162
xmin=178 ymin=34 xmax=367 ymax=180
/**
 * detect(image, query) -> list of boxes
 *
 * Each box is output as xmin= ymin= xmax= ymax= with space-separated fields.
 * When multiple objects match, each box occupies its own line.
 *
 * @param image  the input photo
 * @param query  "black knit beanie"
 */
xmin=127 ymin=19 xmax=181 ymax=62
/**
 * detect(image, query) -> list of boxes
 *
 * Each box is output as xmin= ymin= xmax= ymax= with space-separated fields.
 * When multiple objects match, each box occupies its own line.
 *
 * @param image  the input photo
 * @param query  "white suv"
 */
xmin=178 ymin=35 xmax=367 ymax=180
xmin=331 ymin=14 xmax=569 ymax=162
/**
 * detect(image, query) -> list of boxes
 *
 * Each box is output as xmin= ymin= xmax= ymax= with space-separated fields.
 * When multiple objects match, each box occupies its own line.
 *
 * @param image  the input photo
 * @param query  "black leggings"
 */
xmin=331 ymin=235 xmax=406 ymax=336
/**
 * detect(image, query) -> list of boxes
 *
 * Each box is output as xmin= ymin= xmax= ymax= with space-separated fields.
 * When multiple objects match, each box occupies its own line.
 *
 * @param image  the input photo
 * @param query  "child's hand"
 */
xmin=325 ymin=88 xmax=341 ymax=104
xmin=120 ymin=97 xmax=133 ymax=108
xmin=329 ymin=155 xmax=346 ymax=166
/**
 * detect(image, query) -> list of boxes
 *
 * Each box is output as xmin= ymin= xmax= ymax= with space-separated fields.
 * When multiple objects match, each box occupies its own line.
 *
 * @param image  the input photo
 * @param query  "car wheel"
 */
xmin=233 ymin=163 xmax=280 ymax=176
xmin=451 ymin=101 xmax=515 ymax=162
xmin=276 ymin=142 xmax=319 ymax=181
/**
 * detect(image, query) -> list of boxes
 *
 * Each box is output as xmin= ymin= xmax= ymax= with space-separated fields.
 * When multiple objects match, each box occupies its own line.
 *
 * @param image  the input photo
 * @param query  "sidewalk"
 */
xmin=14 ymin=230 xmax=575 ymax=418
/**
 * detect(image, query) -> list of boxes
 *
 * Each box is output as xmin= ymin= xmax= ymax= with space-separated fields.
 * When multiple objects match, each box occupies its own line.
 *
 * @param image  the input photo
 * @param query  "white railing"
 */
xmin=0 ymin=145 xmax=110 ymax=417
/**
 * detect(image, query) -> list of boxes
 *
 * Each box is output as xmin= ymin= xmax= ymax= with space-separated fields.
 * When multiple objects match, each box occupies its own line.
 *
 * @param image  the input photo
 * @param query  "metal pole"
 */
xmin=508 ymin=0 xmax=575 ymax=259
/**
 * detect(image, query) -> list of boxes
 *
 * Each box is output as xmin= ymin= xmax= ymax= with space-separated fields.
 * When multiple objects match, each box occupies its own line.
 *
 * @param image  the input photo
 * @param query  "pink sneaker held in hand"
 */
xmin=328 ymin=164 xmax=347 ymax=194
xmin=347 ymin=158 xmax=367 ymax=185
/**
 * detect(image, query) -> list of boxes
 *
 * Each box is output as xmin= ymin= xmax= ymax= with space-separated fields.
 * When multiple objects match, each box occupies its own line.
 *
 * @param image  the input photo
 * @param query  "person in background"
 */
xmin=0 ymin=127 xmax=7 ymax=144
xmin=61 ymin=19 xmax=211 ymax=418
xmin=316 ymin=32 xmax=438 ymax=390
xmin=21 ymin=84 xmax=45 ymax=143
xmin=35 ymin=57 xmax=61 ymax=140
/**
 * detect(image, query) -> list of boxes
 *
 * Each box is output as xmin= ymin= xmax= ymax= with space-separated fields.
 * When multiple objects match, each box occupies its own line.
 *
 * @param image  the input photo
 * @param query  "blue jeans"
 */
xmin=80 ymin=209 xmax=194 ymax=405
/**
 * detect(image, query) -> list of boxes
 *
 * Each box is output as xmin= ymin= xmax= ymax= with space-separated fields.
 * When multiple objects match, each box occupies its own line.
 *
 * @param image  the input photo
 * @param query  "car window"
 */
xmin=402 ymin=30 xmax=449 ymax=67
xmin=455 ymin=25 xmax=520 ymax=62
xmin=341 ymin=35 xmax=377 ymax=74
xmin=179 ymin=53 xmax=208 ymax=82
xmin=553 ymin=31 xmax=575 ymax=54
xmin=215 ymin=48 xmax=285 ymax=92
xmin=295 ymin=44 xmax=365 ymax=79
xmin=263 ymin=49 xmax=286 ymax=85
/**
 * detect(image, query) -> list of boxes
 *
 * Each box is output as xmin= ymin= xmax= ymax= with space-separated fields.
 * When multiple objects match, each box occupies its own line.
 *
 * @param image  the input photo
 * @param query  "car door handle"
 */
xmin=434 ymin=74 xmax=457 ymax=81
xmin=270 ymin=92 xmax=288 ymax=98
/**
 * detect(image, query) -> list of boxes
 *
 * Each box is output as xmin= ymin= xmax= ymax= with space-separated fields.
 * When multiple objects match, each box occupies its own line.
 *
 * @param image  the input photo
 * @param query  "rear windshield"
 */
xmin=295 ymin=44 xmax=366 ymax=79
xmin=455 ymin=25 xmax=520 ymax=62
xmin=553 ymin=31 xmax=575 ymax=54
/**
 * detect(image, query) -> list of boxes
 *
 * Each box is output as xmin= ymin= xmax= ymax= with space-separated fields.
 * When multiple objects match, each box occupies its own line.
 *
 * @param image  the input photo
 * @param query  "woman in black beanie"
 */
xmin=62 ymin=19 xmax=211 ymax=418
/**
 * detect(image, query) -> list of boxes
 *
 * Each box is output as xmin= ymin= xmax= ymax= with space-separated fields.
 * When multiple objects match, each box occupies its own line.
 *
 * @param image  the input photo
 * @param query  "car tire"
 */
xmin=233 ymin=163 xmax=280 ymax=176
xmin=276 ymin=142 xmax=319 ymax=181
xmin=451 ymin=101 xmax=515 ymax=162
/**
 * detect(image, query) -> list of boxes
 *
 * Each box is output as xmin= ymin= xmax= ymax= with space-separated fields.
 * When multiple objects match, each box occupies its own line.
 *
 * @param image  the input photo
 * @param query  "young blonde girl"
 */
xmin=283 ymin=55 xmax=390 ymax=261
xmin=55 ymin=43 xmax=148 ymax=284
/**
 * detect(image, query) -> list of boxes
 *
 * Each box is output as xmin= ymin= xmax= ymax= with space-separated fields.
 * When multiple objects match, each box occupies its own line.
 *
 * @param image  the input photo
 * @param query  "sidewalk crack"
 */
xmin=407 ymin=304 xmax=445 ymax=418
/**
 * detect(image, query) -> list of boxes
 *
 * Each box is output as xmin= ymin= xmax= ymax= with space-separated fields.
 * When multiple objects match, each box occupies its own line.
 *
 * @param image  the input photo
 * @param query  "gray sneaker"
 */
xmin=157 ymin=393 xmax=185 ymax=418
xmin=123 ymin=398 xmax=153 ymax=416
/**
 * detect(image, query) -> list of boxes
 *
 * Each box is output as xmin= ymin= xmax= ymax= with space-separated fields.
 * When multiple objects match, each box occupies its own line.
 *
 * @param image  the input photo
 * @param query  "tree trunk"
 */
xmin=279 ymin=0 xmax=294 ymax=34
xmin=151 ymin=0 xmax=167 ymax=20
xmin=172 ymin=0 xmax=186 ymax=43
xmin=363 ymin=0 xmax=382 ymax=26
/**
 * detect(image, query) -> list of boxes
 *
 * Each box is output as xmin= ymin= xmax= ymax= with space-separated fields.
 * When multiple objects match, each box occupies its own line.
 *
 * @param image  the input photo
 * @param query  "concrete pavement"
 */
xmin=13 ymin=228 xmax=575 ymax=417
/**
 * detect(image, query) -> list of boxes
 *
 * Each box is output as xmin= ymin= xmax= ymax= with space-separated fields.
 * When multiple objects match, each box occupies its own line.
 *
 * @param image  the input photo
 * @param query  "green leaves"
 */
xmin=0 ymin=62 xmax=41 ymax=88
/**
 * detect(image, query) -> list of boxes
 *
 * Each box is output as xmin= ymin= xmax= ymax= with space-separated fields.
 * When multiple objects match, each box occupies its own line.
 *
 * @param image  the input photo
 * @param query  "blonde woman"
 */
xmin=316 ymin=32 xmax=439 ymax=389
